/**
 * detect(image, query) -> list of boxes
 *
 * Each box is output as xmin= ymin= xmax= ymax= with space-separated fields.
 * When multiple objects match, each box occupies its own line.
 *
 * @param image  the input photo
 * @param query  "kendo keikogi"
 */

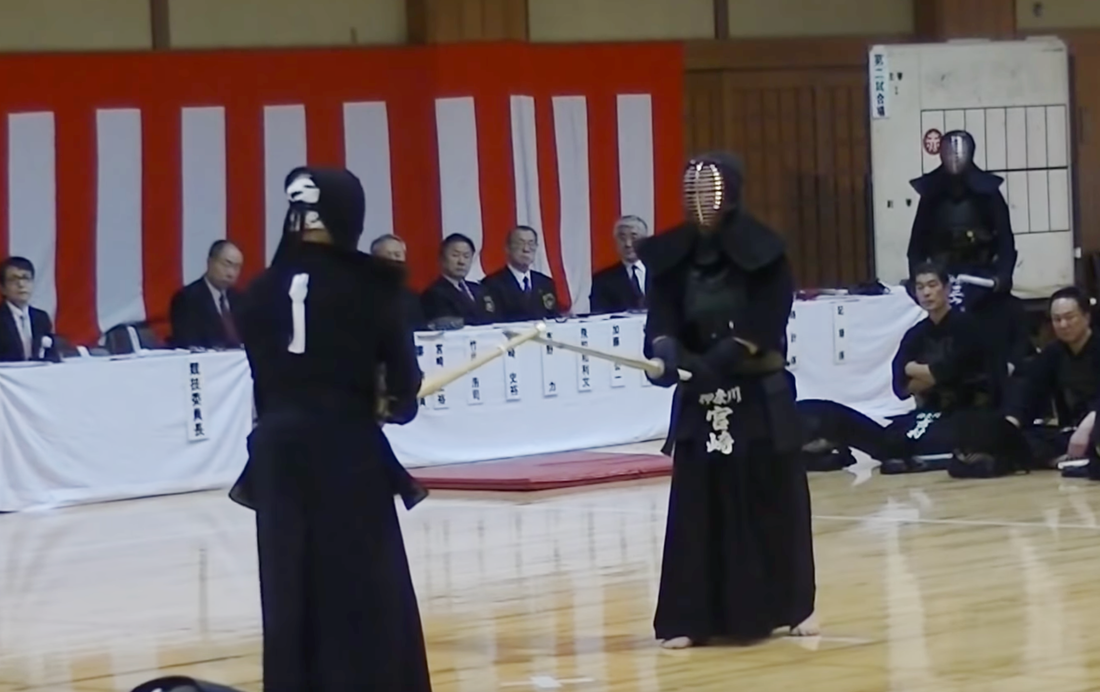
xmin=908 ymin=130 xmax=1029 ymax=368
xmin=639 ymin=152 xmax=817 ymax=648
xmin=229 ymin=167 xmax=432 ymax=692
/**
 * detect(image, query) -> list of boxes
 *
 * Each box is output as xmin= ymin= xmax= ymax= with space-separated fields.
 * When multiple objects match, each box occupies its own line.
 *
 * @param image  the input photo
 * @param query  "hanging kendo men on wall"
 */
xmin=907 ymin=129 xmax=1032 ymax=374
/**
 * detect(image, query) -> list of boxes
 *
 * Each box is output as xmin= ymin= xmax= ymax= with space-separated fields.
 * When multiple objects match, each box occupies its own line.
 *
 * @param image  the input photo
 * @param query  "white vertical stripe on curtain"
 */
xmin=181 ymin=106 xmax=227 ymax=284
xmin=343 ymin=101 xmax=395 ymax=253
xmin=616 ymin=94 xmax=656 ymax=233
xmin=434 ymin=97 xmax=487 ymax=281
xmin=7 ymin=112 xmax=58 ymax=320
xmin=95 ymin=108 xmax=145 ymax=332
xmin=509 ymin=95 xmax=552 ymax=277
xmin=551 ymin=96 xmax=592 ymax=314
xmin=261 ymin=105 xmax=307 ymax=265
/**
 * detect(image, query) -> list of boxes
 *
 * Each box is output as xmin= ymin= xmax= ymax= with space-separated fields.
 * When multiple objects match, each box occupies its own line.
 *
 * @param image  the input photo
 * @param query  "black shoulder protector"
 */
xmin=639 ymin=211 xmax=786 ymax=278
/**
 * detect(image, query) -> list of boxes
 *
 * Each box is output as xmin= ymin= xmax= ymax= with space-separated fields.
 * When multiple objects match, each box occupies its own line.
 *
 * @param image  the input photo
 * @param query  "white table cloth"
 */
xmin=0 ymin=352 xmax=253 ymax=511
xmin=387 ymin=315 xmax=675 ymax=465
xmin=0 ymin=290 xmax=924 ymax=511
xmin=389 ymin=290 xmax=924 ymax=463
xmin=786 ymin=289 xmax=925 ymax=420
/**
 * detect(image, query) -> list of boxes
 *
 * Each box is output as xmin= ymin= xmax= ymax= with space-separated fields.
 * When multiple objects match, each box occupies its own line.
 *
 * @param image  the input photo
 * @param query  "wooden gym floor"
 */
xmin=3 ymin=445 xmax=1100 ymax=691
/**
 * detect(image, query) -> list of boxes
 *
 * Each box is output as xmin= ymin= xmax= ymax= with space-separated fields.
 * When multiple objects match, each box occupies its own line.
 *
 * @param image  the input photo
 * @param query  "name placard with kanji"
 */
xmin=185 ymin=359 xmax=209 ymax=442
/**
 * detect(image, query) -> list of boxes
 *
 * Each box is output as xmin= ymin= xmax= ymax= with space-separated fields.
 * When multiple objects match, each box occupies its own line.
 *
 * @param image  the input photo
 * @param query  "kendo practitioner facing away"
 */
xmin=908 ymin=130 xmax=1031 ymax=372
xmin=639 ymin=152 xmax=818 ymax=649
xmin=232 ymin=167 xmax=432 ymax=692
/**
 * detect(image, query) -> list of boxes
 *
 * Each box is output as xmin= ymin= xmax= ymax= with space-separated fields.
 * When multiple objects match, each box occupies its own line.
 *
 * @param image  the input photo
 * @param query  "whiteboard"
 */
xmin=869 ymin=38 xmax=1074 ymax=299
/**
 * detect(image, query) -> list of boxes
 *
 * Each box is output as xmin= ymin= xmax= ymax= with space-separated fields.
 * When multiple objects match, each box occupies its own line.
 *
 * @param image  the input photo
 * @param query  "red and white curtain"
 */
xmin=0 ymin=44 xmax=683 ymax=344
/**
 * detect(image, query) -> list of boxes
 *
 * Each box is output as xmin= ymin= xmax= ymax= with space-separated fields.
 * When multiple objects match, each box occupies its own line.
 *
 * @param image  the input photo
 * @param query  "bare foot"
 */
xmin=660 ymin=636 xmax=694 ymax=649
xmin=789 ymin=613 xmax=820 ymax=636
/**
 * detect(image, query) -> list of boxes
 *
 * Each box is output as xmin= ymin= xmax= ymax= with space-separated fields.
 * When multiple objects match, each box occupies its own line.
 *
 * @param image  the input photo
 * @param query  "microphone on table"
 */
xmin=40 ymin=335 xmax=63 ymax=363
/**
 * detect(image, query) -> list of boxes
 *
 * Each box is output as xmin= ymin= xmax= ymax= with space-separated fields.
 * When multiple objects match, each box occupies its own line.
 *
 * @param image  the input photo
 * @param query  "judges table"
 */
xmin=0 ymin=351 xmax=255 ymax=512
xmin=0 ymin=290 xmax=923 ymax=512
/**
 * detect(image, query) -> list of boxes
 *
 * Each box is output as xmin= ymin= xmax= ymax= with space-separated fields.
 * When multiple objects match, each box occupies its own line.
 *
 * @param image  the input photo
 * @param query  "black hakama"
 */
xmin=233 ymin=218 xmax=433 ymax=692
xmin=654 ymin=382 xmax=816 ymax=642
xmin=638 ymin=202 xmax=817 ymax=645
xmin=248 ymin=412 xmax=432 ymax=692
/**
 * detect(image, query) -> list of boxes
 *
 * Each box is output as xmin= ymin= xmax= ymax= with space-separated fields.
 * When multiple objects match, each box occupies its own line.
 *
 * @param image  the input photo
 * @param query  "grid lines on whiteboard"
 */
xmin=920 ymin=106 xmax=1071 ymax=235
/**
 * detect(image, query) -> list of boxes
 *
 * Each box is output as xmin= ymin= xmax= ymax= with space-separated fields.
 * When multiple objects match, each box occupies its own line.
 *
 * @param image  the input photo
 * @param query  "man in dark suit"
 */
xmin=0 ymin=256 xmax=54 ymax=362
xmin=420 ymin=233 xmax=495 ymax=326
xmin=169 ymin=240 xmax=244 ymax=349
xmin=589 ymin=214 xmax=650 ymax=314
xmin=480 ymin=225 xmax=560 ymax=322
xmin=370 ymin=234 xmax=427 ymax=331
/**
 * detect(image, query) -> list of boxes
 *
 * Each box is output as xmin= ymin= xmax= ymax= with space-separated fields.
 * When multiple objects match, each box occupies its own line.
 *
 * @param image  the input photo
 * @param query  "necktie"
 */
xmin=460 ymin=281 xmax=474 ymax=302
xmin=522 ymin=276 xmax=531 ymax=293
xmin=18 ymin=313 xmax=29 ymax=360
xmin=631 ymin=265 xmax=644 ymax=303
xmin=219 ymin=293 xmax=240 ymax=345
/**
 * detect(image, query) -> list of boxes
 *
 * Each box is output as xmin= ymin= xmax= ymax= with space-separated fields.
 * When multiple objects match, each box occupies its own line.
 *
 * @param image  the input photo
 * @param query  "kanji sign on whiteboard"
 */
xmin=869 ymin=47 xmax=890 ymax=119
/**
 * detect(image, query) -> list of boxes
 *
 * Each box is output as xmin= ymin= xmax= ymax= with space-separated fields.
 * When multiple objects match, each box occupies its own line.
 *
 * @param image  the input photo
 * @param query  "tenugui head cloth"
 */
xmin=282 ymin=167 xmax=366 ymax=250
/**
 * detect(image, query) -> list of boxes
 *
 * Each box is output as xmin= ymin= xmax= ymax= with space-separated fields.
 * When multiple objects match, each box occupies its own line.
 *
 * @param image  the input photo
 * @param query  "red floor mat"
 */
xmin=410 ymin=451 xmax=672 ymax=491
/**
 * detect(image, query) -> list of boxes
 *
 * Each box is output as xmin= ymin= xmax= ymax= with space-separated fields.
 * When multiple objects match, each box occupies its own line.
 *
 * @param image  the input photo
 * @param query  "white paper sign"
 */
xmin=786 ymin=306 xmax=799 ymax=371
xmin=503 ymin=344 xmax=522 ymax=401
xmin=577 ymin=325 xmax=593 ymax=393
xmin=609 ymin=322 xmax=625 ymax=388
xmin=869 ymin=46 xmax=889 ymax=119
xmin=414 ymin=341 xmax=431 ymax=408
xmin=540 ymin=329 xmax=559 ymax=397
xmin=185 ymin=359 xmax=208 ymax=442
xmin=832 ymin=303 xmax=849 ymax=365
xmin=430 ymin=342 xmax=449 ymax=410
xmin=637 ymin=319 xmax=652 ymax=387
xmin=466 ymin=338 xmax=483 ymax=406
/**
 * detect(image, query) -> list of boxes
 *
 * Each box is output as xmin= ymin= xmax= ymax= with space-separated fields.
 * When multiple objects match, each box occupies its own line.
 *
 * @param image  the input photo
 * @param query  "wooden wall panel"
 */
xmin=0 ymin=0 xmax=151 ymax=51
xmin=168 ymin=0 xmax=406 ymax=48
xmin=408 ymin=0 xmax=528 ymax=43
xmin=1041 ymin=31 xmax=1100 ymax=259
xmin=727 ymin=0 xmax=914 ymax=38
xmin=684 ymin=59 xmax=871 ymax=288
xmin=915 ymin=0 xmax=1015 ymax=39
xmin=528 ymin=0 xmax=713 ymax=42
xmin=1018 ymin=0 xmax=1100 ymax=30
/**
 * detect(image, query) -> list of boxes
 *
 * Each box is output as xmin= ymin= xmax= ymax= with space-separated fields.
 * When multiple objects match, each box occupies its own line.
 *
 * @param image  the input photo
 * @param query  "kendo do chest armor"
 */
xmin=682 ymin=255 xmax=745 ymax=354
xmin=930 ymin=195 xmax=996 ymax=268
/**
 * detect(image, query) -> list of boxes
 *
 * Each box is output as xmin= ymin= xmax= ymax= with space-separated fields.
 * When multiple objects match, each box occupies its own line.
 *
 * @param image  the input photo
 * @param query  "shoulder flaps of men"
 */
xmin=717 ymin=211 xmax=786 ymax=273
xmin=910 ymin=165 xmax=1004 ymax=197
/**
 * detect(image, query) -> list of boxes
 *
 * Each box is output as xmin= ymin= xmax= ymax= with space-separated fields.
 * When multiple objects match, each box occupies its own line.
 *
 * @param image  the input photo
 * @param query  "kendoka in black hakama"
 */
xmin=640 ymin=173 xmax=815 ymax=643
xmin=230 ymin=167 xmax=432 ymax=692
xmin=907 ymin=130 xmax=1031 ymax=372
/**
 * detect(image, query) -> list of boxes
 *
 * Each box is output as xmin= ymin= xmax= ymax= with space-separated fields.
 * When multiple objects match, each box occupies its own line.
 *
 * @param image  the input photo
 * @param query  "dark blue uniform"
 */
xmin=230 ymin=168 xmax=432 ymax=692
xmin=641 ymin=205 xmax=816 ymax=643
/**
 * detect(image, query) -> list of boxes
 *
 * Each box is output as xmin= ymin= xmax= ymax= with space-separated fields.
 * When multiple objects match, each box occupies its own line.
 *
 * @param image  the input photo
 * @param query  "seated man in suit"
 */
xmin=0 ymin=256 xmax=54 ymax=362
xmin=370 ymin=234 xmax=427 ymax=331
xmin=481 ymin=225 xmax=560 ymax=322
xmin=170 ymin=240 xmax=243 ymax=349
xmin=420 ymin=233 xmax=495 ymax=326
xmin=589 ymin=215 xmax=649 ymax=314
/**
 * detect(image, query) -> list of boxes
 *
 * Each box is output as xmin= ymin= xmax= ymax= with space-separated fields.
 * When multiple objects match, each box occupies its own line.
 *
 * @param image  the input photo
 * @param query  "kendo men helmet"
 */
xmin=282 ymin=166 xmax=367 ymax=251
xmin=682 ymin=152 xmax=743 ymax=230
xmin=940 ymin=130 xmax=976 ymax=175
